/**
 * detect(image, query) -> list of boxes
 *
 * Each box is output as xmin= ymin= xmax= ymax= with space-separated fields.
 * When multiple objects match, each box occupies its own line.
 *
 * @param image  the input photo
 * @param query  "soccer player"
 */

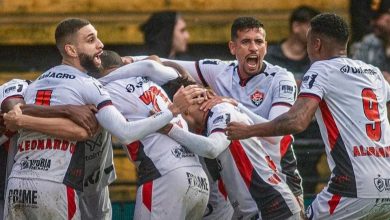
xmin=97 ymin=50 xmax=209 ymax=220
xmin=4 ymin=18 xmax=203 ymax=220
xmin=117 ymin=16 xmax=304 ymax=209
xmin=158 ymin=80 xmax=301 ymax=219
xmin=226 ymin=13 xmax=390 ymax=219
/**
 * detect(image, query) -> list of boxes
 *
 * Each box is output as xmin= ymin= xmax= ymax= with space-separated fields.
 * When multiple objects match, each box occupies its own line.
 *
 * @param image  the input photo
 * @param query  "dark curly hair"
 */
xmin=231 ymin=17 xmax=264 ymax=40
xmin=310 ymin=13 xmax=349 ymax=45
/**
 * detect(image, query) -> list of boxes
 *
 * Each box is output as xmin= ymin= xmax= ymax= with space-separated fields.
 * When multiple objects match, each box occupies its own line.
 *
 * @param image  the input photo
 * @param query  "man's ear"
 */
xmin=64 ymin=44 xmax=78 ymax=58
xmin=314 ymin=37 xmax=322 ymax=53
xmin=228 ymin=41 xmax=236 ymax=56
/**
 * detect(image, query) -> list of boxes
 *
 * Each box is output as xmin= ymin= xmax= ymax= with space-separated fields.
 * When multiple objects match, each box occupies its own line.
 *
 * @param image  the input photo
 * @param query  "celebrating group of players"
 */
xmin=0 ymin=11 xmax=389 ymax=220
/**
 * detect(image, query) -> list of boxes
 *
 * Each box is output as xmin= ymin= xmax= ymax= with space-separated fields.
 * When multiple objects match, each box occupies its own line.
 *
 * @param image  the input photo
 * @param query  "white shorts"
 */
xmin=202 ymin=178 xmax=233 ymax=220
xmin=134 ymin=166 xmax=209 ymax=220
xmin=4 ymin=178 xmax=80 ymax=220
xmin=78 ymin=186 xmax=111 ymax=220
xmin=306 ymin=188 xmax=390 ymax=220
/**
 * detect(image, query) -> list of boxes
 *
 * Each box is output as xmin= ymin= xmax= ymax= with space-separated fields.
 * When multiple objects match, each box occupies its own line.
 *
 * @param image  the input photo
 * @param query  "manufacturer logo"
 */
xmin=250 ymin=90 xmax=264 ymax=106
xmin=20 ymin=157 xmax=51 ymax=171
xmin=126 ymin=84 xmax=135 ymax=93
xmin=171 ymin=146 xmax=195 ymax=158
xmin=186 ymin=172 xmax=209 ymax=192
xmin=374 ymin=175 xmax=390 ymax=192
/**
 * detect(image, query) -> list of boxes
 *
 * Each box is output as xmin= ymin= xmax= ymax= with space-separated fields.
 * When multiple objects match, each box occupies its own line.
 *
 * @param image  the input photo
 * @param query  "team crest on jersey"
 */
xmin=374 ymin=175 xmax=390 ymax=192
xmin=250 ymin=90 xmax=264 ymax=106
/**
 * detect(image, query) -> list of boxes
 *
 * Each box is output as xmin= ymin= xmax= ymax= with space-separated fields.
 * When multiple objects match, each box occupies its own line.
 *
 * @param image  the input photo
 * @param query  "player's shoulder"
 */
xmin=105 ymin=76 xmax=150 ymax=92
xmin=264 ymin=61 xmax=295 ymax=81
xmin=199 ymin=59 xmax=237 ymax=70
xmin=209 ymin=102 xmax=237 ymax=116
xmin=36 ymin=65 xmax=83 ymax=81
xmin=0 ymin=78 xmax=30 ymax=99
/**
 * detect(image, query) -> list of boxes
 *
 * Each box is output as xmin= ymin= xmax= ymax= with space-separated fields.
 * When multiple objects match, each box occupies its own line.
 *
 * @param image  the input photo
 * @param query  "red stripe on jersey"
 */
xmin=142 ymin=181 xmax=153 ymax=212
xmin=280 ymin=135 xmax=293 ymax=157
xmin=229 ymin=140 xmax=254 ymax=188
xmin=319 ymin=100 xmax=340 ymax=151
xmin=272 ymin=102 xmax=292 ymax=108
xmin=126 ymin=141 xmax=140 ymax=161
xmin=218 ymin=179 xmax=228 ymax=200
xmin=66 ymin=186 xmax=76 ymax=220
xmin=298 ymin=93 xmax=322 ymax=102
xmin=328 ymin=194 xmax=341 ymax=215
xmin=195 ymin=61 xmax=209 ymax=87
xmin=97 ymin=100 xmax=113 ymax=110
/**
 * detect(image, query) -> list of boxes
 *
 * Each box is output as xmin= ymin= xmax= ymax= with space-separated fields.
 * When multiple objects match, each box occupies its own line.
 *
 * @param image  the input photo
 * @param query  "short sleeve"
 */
xmin=196 ymin=59 xmax=231 ymax=87
xmin=271 ymin=72 xmax=297 ymax=106
xmin=81 ymin=77 xmax=113 ymax=110
xmin=299 ymin=62 xmax=328 ymax=101
xmin=0 ymin=79 xmax=29 ymax=105
xmin=206 ymin=104 xmax=233 ymax=136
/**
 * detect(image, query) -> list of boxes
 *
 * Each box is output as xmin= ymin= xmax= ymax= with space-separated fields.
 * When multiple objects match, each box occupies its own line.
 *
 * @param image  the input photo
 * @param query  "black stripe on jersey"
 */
xmin=280 ymin=143 xmax=303 ymax=196
xmin=250 ymin=170 xmax=294 ymax=219
xmin=64 ymin=141 xmax=86 ymax=192
xmin=328 ymin=135 xmax=357 ymax=197
xmin=97 ymin=100 xmax=113 ymax=110
xmin=271 ymin=102 xmax=293 ymax=107
xmin=298 ymin=93 xmax=322 ymax=102
xmin=195 ymin=61 xmax=209 ymax=87
xmin=136 ymin=141 xmax=162 ymax=186
xmin=210 ymin=128 xmax=225 ymax=134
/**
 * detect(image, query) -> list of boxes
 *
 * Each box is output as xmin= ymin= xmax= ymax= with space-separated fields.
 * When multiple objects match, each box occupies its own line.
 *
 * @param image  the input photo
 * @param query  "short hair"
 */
xmin=161 ymin=77 xmax=197 ymax=100
xmin=289 ymin=6 xmax=320 ymax=28
xmin=231 ymin=17 xmax=264 ymax=40
xmin=100 ymin=50 xmax=124 ymax=70
xmin=310 ymin=13 xmax=349 ymax=46
xmin=55 ymin=18 xmax=91 ymax=54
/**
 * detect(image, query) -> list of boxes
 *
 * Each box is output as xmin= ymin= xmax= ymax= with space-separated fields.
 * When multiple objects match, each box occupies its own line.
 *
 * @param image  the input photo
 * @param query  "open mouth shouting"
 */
xmin=245 ymin=54 xmax=259 ymax=71
xmin=94 ymin=50 xmax=103 ymax=66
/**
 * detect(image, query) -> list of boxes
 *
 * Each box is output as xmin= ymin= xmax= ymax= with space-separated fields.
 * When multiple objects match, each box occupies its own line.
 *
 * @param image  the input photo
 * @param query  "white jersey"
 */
xmin=299 ymin=57 xmax=390 ymax=198
xmin=0 ymin=79 xmax=29 ymax=202
xmin=10 ymin=65 xmax=113 ymax=192
xmin=191 ymin=59 xmax=302 ymax=196
xmin=104 ymin=76 xmax=201 ymax=185
xmin=204 ymin=103 xmax=300 ymax=219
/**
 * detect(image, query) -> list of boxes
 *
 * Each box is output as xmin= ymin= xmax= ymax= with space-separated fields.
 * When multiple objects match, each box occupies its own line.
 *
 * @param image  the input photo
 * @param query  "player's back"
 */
xmin=300 ymin=57 xmax=390 ymax=198
xmin=205 ymin=103 xmax=300 ymax=219
xmin=104 ymin=77 xmax=201 ymax=185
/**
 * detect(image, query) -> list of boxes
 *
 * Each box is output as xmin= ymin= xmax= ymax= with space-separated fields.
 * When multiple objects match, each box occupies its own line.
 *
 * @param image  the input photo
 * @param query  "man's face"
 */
xmin=372 ymin=13 xmax=390 ymax=39
xmin=74 ymin=24 xmax=104 ymax=73
xmin=171 ymin=18 xmax=190 ymax=55
xmin=229 ymin=28 xmax=267 ymax=79
xmin=306 ymin=28 xmax=317 ymax=63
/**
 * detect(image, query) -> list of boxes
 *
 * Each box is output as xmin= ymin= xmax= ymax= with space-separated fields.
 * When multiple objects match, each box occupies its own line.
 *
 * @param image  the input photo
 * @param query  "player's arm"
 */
xmin=20 ymin=104 xmax=98 ymax=136
xmin=4 ymin=104 xmax=89 ymax=141
xmin=0 ymin=94 xmax=26 ymax=145
xmin=95 ymin=85 xmax=206 ymax=144
xmin=98 ymin=60 xmax=180 ymax=85
xmin=166 ymin=124 xmax=230 ymax=159
xmin=226 ymin=97 xmax=319 ymax=139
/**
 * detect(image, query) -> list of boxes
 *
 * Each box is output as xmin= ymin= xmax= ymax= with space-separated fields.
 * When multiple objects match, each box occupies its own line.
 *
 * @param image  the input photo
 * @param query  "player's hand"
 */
xmin=65 ymin=105 xmax=99 ymax=136
xmin=225 ymin=121 xmax=252 ymax=140
xmin=121 ymin=56 xmax=133 ymax=64
xmin=3 ymin=103 xmax=23 ymax=131
xmin=199 ymin=96 xmax=238 ymax=112
xmin=172 ymin=85 xmax=207 ymax=113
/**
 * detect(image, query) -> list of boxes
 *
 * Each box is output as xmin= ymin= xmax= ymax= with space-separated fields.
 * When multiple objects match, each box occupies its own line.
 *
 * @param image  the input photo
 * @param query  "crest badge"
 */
xmin=250 ymin=90 xmax=264 ymax=106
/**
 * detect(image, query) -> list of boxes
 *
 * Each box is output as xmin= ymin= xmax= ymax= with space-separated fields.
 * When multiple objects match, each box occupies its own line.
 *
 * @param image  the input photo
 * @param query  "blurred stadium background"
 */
xmin=0 ymin=0 xmax=349 ymax=219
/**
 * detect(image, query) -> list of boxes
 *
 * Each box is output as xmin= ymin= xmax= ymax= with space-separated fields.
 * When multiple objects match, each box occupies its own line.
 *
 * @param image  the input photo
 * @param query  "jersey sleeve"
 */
xmin=207 ymin=104 xmax=234 ymax=135
xmin=0 ymin=79 xmax=29 ymax=106
xmin=81 ymin=77 xmax=113 ymax=110
xmin=298 ymin=62 xmax=328 ymax=102
xmin=271 ymin=72 xmax=297 ymax=107
xmin=196 ymin=59 xmax=230 ymax=87
xmin=98 ymin=60 xmax=179 ymax=86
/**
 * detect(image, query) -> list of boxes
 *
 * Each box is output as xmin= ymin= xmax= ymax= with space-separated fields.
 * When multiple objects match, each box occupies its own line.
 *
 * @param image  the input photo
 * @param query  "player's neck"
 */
xmin=62 ymin=58 xmax=87 ymax=73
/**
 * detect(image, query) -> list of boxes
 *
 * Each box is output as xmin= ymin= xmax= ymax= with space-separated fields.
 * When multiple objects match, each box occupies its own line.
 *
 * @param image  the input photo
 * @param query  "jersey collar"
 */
xmin=237 ymin=62 xmax=267 ymax=87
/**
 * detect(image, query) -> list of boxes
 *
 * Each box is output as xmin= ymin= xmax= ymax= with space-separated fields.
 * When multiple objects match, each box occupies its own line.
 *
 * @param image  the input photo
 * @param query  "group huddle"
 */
xmin=1 ymin=12 xmax=390 ymax=220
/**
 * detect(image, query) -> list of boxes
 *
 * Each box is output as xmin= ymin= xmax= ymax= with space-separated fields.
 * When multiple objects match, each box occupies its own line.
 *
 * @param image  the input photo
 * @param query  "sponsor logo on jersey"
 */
xmin=302 ymin=73 xmax=318 ymax=89
xmin=8 ymin=189 xmax=38 ymax=206
xmin=186 ymin=172 xmax=209 ymax=192
xmin=353 ymin=145 xmax=390 ymax=157
xmin=4 ymin=85 xmax=16 ymax=94
xmin=374 ymin=175 xmax=390 ymax=192
xmin=126 ymin=84 xmax=135 ymax=93
xmin=171 ymin=146 xmax=195 ymax=158
xmin=18 ymin=139 xmax=76 ymax=154
xmin=20 ymin=157 xmax=51 ymax=171
xmin=250 ymin=90 xmax=264 ymax=106
xmin=340 ymin=65 xmax=378 ymax=75
xmin=212 ymin=115 xmax=224 ymax=124
xmin=38 ymin=71 xmax=76 ymax=80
